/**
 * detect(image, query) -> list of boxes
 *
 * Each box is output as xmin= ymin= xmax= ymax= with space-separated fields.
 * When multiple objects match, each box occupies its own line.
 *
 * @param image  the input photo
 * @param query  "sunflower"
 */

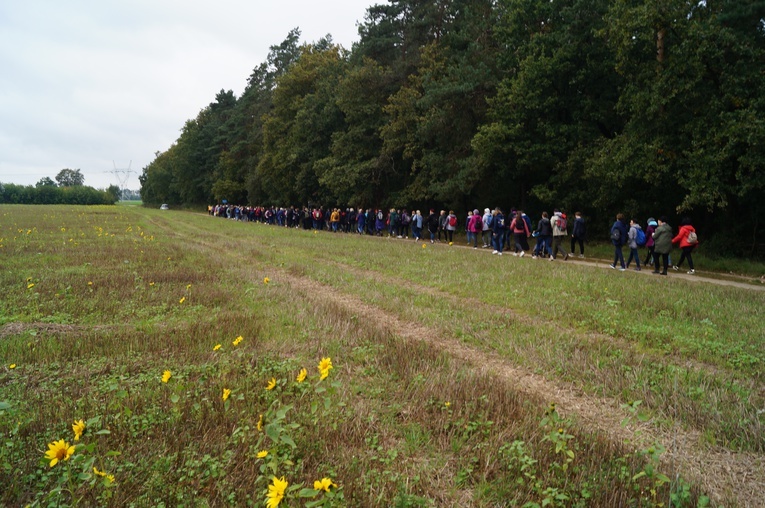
xmin=266 ymin=476 xmax=288 ymax=508
xmin=296 ymin=368 xmax=307 ymax=383
xmin=161 ymin=370 xmax=172 ymax=383
xmin=232 ymin=335 xmax=243 ymax=346
xmin=313 ymin=477 xmax=337 ymax=492
xmin=72 ymin=419 xmax=85 ymax=441
xmin=266 ymin=378 xmax=277 ymax=391
xmin=257 ymin=450 xmax=268 ymax=458
xmin=222 ymin=388 xmax=231 ymax=401
xmin=318 ymin=357 xmax=333 ymax=380
xmin=44 ymin=439 xmax=75 ymax=467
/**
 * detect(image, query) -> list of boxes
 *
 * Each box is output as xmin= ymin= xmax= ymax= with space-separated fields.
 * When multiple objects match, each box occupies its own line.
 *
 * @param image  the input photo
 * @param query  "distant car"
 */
xmin=160 ymin=204 xmax=169 ymax=210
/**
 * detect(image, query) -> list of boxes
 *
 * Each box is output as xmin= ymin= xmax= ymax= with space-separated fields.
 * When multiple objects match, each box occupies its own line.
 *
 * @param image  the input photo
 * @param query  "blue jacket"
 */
xmin=492 ymin=213 xmax=505 ymax=234
xmin=611 ymin=220 xmax=628 ymax=247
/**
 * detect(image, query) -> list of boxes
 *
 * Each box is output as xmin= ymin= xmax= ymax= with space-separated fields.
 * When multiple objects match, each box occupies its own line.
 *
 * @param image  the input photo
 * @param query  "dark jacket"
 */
xmin=537 ymin=217 xmax=552 ymax=236
xmin=610 ymin=220 xmax=628 ymax=247
xmin=653 ymin=223 xmax=673 ymax=254
xmin=572 ymin=217 xmax=586 ymax=239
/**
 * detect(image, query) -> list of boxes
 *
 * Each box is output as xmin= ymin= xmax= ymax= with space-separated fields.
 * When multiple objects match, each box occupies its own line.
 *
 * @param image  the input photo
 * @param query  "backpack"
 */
xmin=557 ymin=215 xmax=567 ymax=232
xmin=448 ymin=215 xmax=457 ymax=228
xmin=687 ymin=231 xmax=698 ymax=245
xmin=485 ymin=215 xmax=492 ymax=228
xmin=377 ymin=211 xmax=384 ymax=221
xmin=610 ymin=228 xmax=621 ymax=242
xmin=636 ymin=228 xmax=647 ymax=247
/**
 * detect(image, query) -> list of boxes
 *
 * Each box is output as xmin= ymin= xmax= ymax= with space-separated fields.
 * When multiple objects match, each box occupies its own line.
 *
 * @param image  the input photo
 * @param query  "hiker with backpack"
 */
xmin=532 ymin=211 xmax=552 ymax=259
xmin=445 ymin=211 xmax=458 ymax=243
xmin=672 ymin=217 xmax=698 ymax=274
xmin=625 ymin=219 xmax=645 ymax=271
xmin=549 ymin=210 xmax=569 ymax=261
xmin=510 ymin=211 xmax=531 ymax=257
xmin=609 ymin=213 xmax=628 ymax=271
xmin=468 ymin=209 xmax=482 ymax=249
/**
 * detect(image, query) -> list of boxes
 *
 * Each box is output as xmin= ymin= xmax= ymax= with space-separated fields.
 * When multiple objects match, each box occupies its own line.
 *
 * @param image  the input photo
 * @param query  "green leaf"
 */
xmin=280 ymin=435 xmax=297 ymax=449
xmin=170 ymin=394 xmax=180 ymax=404
xmin=298 ymin=488 xmax=320 ymax=498
xmin=95 ymin=429 xmax=111 ymax=435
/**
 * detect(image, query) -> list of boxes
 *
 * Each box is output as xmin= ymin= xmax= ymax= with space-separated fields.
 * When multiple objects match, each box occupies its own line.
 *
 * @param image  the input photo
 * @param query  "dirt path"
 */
xmin=282 ymin=269 xmax=765 ymax=507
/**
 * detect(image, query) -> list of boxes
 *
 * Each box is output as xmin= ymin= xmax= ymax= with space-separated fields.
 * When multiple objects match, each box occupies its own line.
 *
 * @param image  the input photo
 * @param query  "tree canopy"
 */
xmin=140 ymin=0 xmax=765 ymax=257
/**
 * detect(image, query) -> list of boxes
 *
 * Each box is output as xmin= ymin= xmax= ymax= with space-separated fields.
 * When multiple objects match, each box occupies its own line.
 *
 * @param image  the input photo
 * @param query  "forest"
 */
xmin=139 ymin=0 xmax=765 ymax=257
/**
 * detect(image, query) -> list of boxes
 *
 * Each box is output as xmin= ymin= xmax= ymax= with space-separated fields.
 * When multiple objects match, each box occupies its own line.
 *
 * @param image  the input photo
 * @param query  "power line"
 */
xmin=105 ymin=161 xmax=136 ymax=200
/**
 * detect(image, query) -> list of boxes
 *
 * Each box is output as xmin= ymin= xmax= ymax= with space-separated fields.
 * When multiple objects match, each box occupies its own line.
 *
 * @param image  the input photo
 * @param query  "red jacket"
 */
xmin=672 ymin=225 xmax=697 ymax=248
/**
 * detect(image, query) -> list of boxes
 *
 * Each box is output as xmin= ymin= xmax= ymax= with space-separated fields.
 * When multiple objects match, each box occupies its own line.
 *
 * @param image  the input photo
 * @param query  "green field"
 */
xmin=1 ymin=205 xmax=763 ymax=507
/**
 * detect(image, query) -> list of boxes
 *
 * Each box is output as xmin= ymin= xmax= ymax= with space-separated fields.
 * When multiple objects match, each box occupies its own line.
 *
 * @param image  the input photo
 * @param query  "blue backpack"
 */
xmin=636 ymin=228 xmax=647 ymax=247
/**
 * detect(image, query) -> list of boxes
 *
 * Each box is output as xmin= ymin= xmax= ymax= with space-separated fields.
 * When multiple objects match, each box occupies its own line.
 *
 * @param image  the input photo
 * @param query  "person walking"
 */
xmin=427 ymin=210 xmax=440 ymax=244
xmin=491 ymin=208 xmax=506 ymax=255
xmin=609 ymin=213 xmax=628 ymax=271
xmin=651 ymin=216 xmax=673 ymax=276
xmin=445 ymin=210 xmax=457 ymax=243
xmin=643 ymin=218 xmax=657 ymax=267
xmin=532 ymin=212 xmax=552 ymax=259
xmin=625 ymin=219 xmax=643 ymax=271
xmin=672 ymin=218 xmax=698 ymax=274
xmin=510 ymin=211 xmax=531 ymax=257
xmin=550 ymin=210 xmax=569 ymax=261
xmin=482 ymin=208 xmax=493 ymax=248
xmin=570 ymin=212 xmax=586 ymax=258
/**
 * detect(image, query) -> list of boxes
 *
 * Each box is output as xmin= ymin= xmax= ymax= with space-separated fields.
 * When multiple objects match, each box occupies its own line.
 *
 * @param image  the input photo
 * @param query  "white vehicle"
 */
xmin=160 ymin=204 xmax=169 ymax=210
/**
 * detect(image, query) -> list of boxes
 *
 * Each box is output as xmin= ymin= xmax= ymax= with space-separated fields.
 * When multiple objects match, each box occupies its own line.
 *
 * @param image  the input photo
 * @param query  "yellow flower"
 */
xmin=232 ymin=335 xmax=243 ymax=346
xmin=87 ymin=281 xmax=93 ymax=286
xmin=179 ymin=296 xmax=186 ymax=304
xmin=318 ymin=357 xmax=333 ymax=380
xmin=44 ymin=439 xmax=75 ymax=467
xmin=263 ymin=277 xmax=270 ymax=285
xmin=296 ymin=368 xmax=307 ymax=383
xmin=149 ymin=282 xmax=155 ymax=286
xmin=449 ymin=242 xmax=453 ymax=246
xmin=106 ymin=474 xmax=115 ymax=483
xmin=161 ymin=370 xmax=172 ymax=383
xmin=72 ymin=419 xmax=85 ymax=441
xmin=9 ymin=364 xmax=16 ymax=369
xmin=93 ymin=466 xmax=105 ymax=476
xmin=27 ymin=283 xmax=35 ymax=289
xmin=186 ymin=284 xmax=192 ymax=289
xmin=257 ymin=414 xmax=263 ymax=431
xmin=422 ymin=243 xmax=427 ymax=248
xmin=266 ymin=476 xmax=288 ymax=508
xmin=213 ymin=344 xmax=222 ymax=351
xmin=266 ymin=378 xmax=276 ymax=390
xmin=444 ymin=402 xmax=451 ymax=408
xmin=257 ymin=450 xmax=268 ymax=458
xmin=313 ymin=477 xmax=337 ymax=492
xmin=222 ymin=388 xmax=231 ymax=401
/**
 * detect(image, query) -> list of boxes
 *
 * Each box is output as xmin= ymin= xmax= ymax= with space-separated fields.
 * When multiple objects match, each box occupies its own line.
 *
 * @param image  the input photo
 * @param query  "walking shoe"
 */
xmin=619 ymin=267 xmax=626 ymax=272
xmin=635 ymin=267 xmax=641 ymax=271
xmin=492 ymin=250 xmax=498 ymax=255
xmin=579 ymin=254 xmax=584 ymax=259
xmin=687 ymin=269 xmax=695 ymax=274
xmin=519 ymin=251 xmax=525 ymax=257
xmin=512 ymin=252 xmax=518 ymax=257
xmin=532 ymin=255 xmax=538 ymax=259
xmin=549 ymin=256 xmax=554 ymax=261
xmin=564 ymin=253 xmax=569 ymax=261
xmin=498 ymin=252 xmax=503 ymax=256
xmin=473 ymin=246 xmax=477 ymax=249
xmin=672 ymin=265 xmax=679 ymax=271
xmin=660 ymin=272 xmax=667 ymax=276
xmin=609 ymin=264 xmax=615 ymax=269
xmin=431 ymin=240 xmax=434 ymax=244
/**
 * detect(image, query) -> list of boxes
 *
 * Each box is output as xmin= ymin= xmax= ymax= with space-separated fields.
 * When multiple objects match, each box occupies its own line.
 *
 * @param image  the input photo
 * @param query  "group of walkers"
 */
xmin=208 ymin=204 xmax=698 ymax=275
xmin=609 ymin=214 xmax=698 ymax=275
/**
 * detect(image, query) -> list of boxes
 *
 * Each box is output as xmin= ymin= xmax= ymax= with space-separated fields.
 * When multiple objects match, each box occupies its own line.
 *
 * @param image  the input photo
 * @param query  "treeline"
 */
xmin=0 ymin=184 xmax=119 ymax=205
xmin=139 ymin=0 xmax=765 ymax=256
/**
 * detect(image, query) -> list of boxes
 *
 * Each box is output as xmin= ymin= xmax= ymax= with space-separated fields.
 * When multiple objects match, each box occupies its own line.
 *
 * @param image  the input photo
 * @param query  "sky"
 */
xmin=0 ymin=0 xmax=375 ymax=191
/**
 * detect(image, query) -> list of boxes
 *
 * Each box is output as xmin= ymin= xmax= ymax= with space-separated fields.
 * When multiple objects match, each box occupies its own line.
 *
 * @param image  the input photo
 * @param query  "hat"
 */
xmin=647 ymin=217 xmax=657 ymax=227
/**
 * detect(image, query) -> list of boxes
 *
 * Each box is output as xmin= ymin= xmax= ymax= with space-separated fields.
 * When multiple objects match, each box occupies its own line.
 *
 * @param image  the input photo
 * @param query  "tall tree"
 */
xmin=55 ymin=169 xmax=85 ymax=187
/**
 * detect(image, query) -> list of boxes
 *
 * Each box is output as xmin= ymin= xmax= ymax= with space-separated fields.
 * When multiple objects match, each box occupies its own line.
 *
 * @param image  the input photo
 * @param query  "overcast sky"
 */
xmin=0 ymin=0 xmax=374 ymax=190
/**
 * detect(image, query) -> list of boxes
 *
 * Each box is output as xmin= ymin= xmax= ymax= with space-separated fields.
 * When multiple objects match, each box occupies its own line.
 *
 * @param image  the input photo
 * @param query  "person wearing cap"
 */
xmin=643 ymin=218 xmax=658 ymax=267
xmin=652 ymin=216 xmax=673 ymax=275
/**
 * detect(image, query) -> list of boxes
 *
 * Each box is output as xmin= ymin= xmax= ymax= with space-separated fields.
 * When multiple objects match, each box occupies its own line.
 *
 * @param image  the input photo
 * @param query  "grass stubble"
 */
xmin=1 ymin=204 xmax=763 ymax=507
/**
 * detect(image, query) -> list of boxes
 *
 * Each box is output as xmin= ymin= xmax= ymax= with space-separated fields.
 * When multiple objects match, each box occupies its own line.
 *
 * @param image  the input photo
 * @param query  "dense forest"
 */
xmin=139 ymin=0 xmax=765 ymax=256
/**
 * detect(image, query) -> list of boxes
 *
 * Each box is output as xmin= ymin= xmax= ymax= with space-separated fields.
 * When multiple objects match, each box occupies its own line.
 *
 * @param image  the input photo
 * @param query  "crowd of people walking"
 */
xmin=208 ymin=204 xmax=698 ymax=275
